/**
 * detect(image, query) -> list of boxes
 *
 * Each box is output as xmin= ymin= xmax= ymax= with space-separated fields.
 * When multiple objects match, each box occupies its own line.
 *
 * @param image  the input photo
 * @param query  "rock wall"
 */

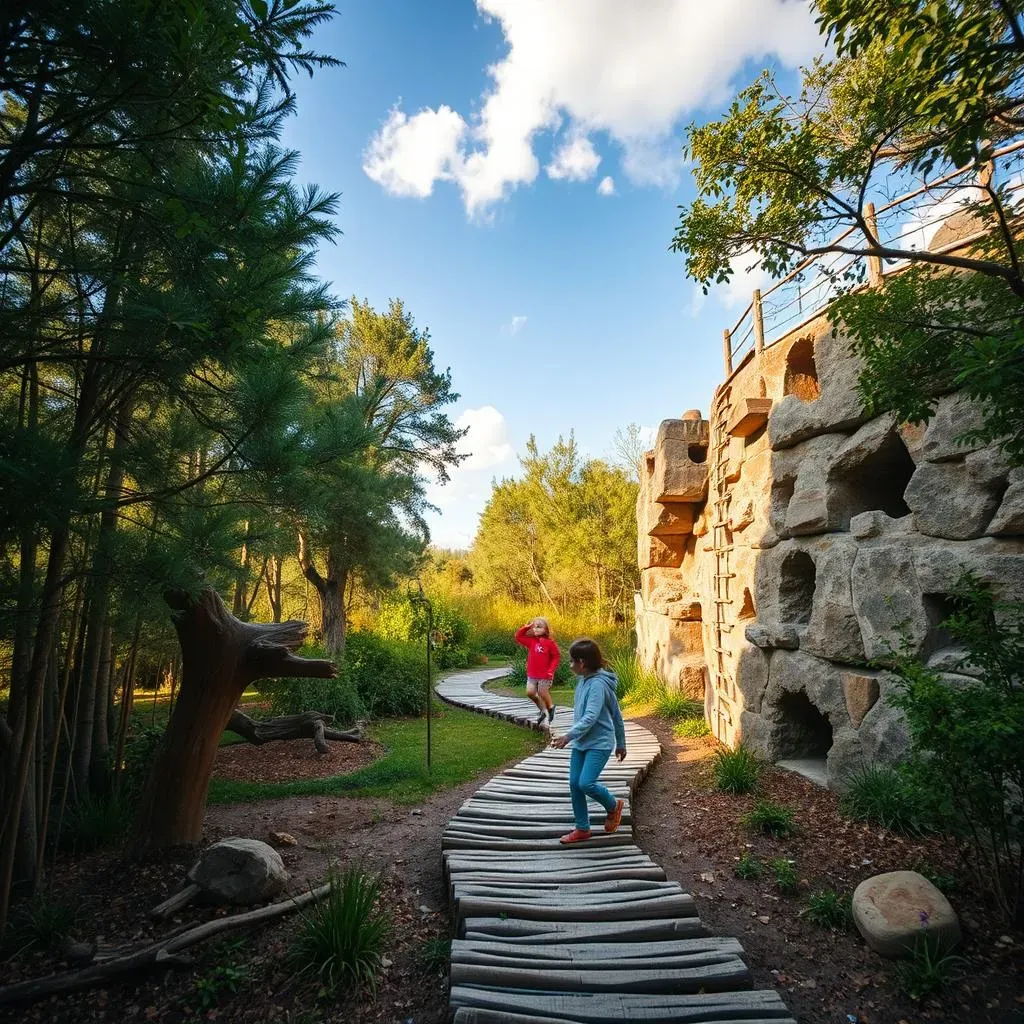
xmin=636 ymin=315 xmax=1024 ymax=790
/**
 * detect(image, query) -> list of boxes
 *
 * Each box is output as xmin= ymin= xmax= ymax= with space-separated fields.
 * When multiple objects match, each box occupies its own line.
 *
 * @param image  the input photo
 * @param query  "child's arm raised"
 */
xmin=514 ymin=625 xmax=532 ymax=647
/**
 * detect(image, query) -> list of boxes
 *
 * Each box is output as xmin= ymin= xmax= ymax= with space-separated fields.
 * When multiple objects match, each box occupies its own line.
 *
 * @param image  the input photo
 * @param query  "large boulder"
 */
xmin=919 ymin=394 xmax=988 ymax=463
xmin=803 ymin=539 xmax=865 ymax=663
xmin=852 ymin=870 xmax=961 ymax=958
xmin=650 ymin=419 xmax=710 ymax=502
xmin=188 ymin=838 xmax=289 ymax=905
xmin=851 ymin=543 xmax=928 ymax=661
xmin=988 ymin=469 xmax=1024 ymax=536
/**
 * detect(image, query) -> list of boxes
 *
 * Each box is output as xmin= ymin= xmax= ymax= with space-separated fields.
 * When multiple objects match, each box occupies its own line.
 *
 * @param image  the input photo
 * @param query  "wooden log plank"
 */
xmin=451 ymin=936 xmax=743 ymax=962
xmin=449 ymin=867 xmax=667 ymax=887
xmin=454 ymin=893 xmax=696 ymax=923
xmin=461 ymin=917 xmax=706 ymax=943
xmin=454 ymin=1010 xmax=796 ymax=1024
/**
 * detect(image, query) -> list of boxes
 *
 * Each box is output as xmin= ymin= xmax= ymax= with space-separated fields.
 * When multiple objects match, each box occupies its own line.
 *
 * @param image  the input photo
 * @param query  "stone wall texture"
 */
xmin=635 ymin=314 xmax=1024 ymax=790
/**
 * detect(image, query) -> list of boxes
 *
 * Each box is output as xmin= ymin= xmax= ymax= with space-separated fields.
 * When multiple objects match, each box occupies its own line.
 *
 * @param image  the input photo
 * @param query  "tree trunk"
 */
xmin=297 ymin=534 xmax=347 ymax=656
xmin=131 ymin=589 xmax=335 ymax=852
xmin=226 ymin=710 xmax=362 ymax=753
xmin=231 ymin=522 xmax=251 ymax=619
xmin=264 ymin=555 xmax=283 ymax=623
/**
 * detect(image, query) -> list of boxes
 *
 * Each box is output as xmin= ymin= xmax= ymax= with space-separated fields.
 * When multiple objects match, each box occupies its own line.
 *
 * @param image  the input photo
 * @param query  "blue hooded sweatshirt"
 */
xmin=564 ymin=668 xmax=626 ymax=752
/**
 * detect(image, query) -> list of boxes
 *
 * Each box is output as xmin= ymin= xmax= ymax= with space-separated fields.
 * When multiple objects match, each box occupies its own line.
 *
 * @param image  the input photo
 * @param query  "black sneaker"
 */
xmin=536 ymin=709 xmax=546 ymax=725
xmin=547 ymin=706 xmax=555 ymax=724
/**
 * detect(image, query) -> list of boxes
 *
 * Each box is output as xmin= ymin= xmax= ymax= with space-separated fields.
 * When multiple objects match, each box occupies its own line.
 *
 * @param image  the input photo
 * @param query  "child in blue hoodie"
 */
xmin=550 ymin=637 xmax=626 ymax=844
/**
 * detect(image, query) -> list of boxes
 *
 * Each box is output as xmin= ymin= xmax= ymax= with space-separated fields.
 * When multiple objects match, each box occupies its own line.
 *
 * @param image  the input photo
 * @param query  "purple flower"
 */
xmin=919 ymin=909 xmax=931 ymax=927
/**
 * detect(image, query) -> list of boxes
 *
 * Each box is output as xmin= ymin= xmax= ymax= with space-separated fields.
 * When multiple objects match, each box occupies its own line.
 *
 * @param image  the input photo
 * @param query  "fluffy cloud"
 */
xmin=364 ymin=1 xmax=821 ymax=215
xmin=504 ymin=314 xmax=527 ymax=335
xmin=597 ymin=175 xmax=616 ymax=197
xmin=546 ymin=132 xmax=601 ymax=181
xmin=424 ymin=405 xmax=517 ymax=548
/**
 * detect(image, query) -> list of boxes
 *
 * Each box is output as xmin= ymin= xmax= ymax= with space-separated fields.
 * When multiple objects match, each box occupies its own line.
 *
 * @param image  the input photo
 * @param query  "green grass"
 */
xmin=734 ymin=850 xmax=764 ymax=879
xmin=742 ymin=800 xmax=796 ymax=838
xmin=769 ymin=857 xmax=800 ymax=896
xmin=712 ymin=744 xmax=761 ymax=794
xmin=208 ymin=696 xmax=545 ymax=805
xmin=838 ymin=765 xmax=938 ymax=836
xmin=673 ymin=717 xmax=711 ymax=739
xmin=804 ymin=889 xmax=852 ymax=929
xmin=895 ymin=935 xmax=966 ymax=1000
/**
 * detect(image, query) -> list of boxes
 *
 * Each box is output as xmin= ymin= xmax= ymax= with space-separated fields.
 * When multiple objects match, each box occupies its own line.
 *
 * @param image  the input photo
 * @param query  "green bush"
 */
xmin=674 ymin=717 xmax=711 ymax=739
xmin=804 ymin=890 xmax=852 ymax=929
xmin=471 ymin=628 xmax=518 ymax=657
xmin=291 ymin=867 xmax=390 ymax=994
xmin=734 ymin=851 xmax=764 ymax=879
xmin=376 ymin=597 xmax=472 ymax=671
xmin=713 ymin=744 xmax=761 ymax=794
xmin=266 ymin=644 xmax=363 ymax=725
xmin=4 ymin=892 xmax=79 ymax=956
xmin=343 ymin=631 xmax=427 ymax=719
xmin=415 ymin=937 xmax=451 ymax=974
xmin=742 ymin=800 xmax=796 ymax=838
xmin=769 ymin=857 xmax=800 ymax=896
xmin=895 ymin=935 xmax=965 ymax=1000
xmin=653 ymin=691 xmax=703 ymax=719
xmin=884 ymin=575 xmax=1024 ymax=926
xmin=838 ymin=765 xmax=940 ymax=837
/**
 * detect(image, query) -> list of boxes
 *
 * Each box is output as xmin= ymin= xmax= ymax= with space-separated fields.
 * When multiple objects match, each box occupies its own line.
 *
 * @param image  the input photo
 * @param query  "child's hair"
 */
xmin=531 ymin=616 xmax=552 ymax=638
xmin=568 ymin=637 xmax=606 ymax=673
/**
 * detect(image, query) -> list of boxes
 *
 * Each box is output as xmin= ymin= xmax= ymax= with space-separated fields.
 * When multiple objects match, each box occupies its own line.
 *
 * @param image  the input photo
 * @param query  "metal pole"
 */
xmin=425 ymin=600 xmax=432 ymax=773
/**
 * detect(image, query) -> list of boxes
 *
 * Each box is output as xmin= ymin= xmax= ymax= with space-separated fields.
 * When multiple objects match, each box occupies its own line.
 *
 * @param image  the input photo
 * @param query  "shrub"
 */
xmin=415 ymin=937 xmax=451 ymax=973
xmin=291 ymin=867 xmax=391 ymax=994
xmin=713 ymin=744 xmax=761 ymax=794
xmin=471 ymin=628 xmax=518 ymax=657
xmin=266 ymin=644 xmax=363 ymax=725
xmin=4 ymin=892 xmax=79 ymax=955
xmin=884 ymin=575 xmax=1024 ymax=926
xmin=376 ymin=597 xmax=472 ymax=671
xmin=61 ymin=791 xmax=132 ymax=851
xmin=653 ymin=691 xmax=703 ymax=719
xmin=343 ymin=632 xmax=427 ymax=718
xmin=804 ymin=890 xmax=852 ymax=929
xmin=895 ymin=935 xmax=965 ymax=1000
xmin=742 ymin=800 xmax=796 ymax=838
xmin=770 ymin=858 xmax=800 ymax=896
xmin=674 ymin=717 xmax=710 ymax=739
xmin=838 ymin=765 xmax=940 ymax=837
xmin=734 ymin=851 xmax=764 ymax=879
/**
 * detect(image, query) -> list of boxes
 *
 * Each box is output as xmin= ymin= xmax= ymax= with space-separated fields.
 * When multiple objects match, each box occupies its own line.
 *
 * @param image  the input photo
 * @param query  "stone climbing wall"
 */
xmin=635 ymin=313 xmax=1024 ymax=790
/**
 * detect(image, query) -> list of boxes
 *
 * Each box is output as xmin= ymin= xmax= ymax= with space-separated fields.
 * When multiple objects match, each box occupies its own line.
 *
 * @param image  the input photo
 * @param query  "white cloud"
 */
xmin=687 ymin=284 xmax=707 ymax=318
xmin=364 ymin=1 xmax=821 ymax=215
xmin=503 ymin=314 xmax=527 ymax=335
xmin=597 ymin=175 xmax=616 ymax=196
xmin=424 ymin=405 xmax=517 ymax=548
xmin=720 ymin=252 xmax=772 ymax=307
xmin=546 ymin=132 xmax=601 ymax=181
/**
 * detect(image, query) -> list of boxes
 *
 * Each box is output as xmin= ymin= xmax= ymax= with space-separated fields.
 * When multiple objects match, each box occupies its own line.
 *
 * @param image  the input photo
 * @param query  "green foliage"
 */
xmin=192 ymin=961 xmax=249 ymax=1011
xmin=672 ymin=0 xmax=1024 ymax=464
xmin=60 ymin=792 xmax=133 ymax=852
xmin=265 ymin=644 xmax=363 ymax=725
xmin=743 ymin=800 xmax=796 ymax=838
xmin=885 ymin=575 xmax=1024 ymax=925
xmin=769 ymin=858 xmax=800 ymax=896
xmin=652 ymin=691 xmax=704 ymax=719
xmin=674 ymin=717 xmax=711 ymax=739
xmin=734 ymin=851 xmax=764 ymax=880
xmin=611 ymin=653 xmax=702 ymax=719
xmin=3 ymin=892 xmax=79 ymax=956
xmin=894 ymin=934 xmax=966 ymax=1001
xmin=291 ymin=868 xmax=390 ymax=995
xmin=415 ymin=937 xmax=451 ymax=974
xmin=375 ymin=597 xmax=473 ymax=671
xmin=343 ymin=631 xmax=428 ymax=719
xmin=712 ymin=744 xmax=761 ymax=794
xmin=838 ymin=765 xmax=941 ymax=837
xmin=804 ymin=890 xmax=852 ymax=930
xmin=912 ymin=862 xmax=957 ymax=895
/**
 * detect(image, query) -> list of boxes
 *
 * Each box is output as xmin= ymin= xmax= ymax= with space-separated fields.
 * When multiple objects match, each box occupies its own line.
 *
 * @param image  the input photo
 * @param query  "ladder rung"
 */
xmin=714 ymin=598 xmax=732 ymax=604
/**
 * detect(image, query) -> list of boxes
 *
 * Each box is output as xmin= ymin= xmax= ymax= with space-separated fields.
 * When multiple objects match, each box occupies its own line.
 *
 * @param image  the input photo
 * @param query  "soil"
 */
xmin=631 ymin=714 xmax=1024 ymax=1024
xmin=3 ymin=725 xmax=1022 ymax=1024
xmin=212 ymin=736 xmax=386 ymax=784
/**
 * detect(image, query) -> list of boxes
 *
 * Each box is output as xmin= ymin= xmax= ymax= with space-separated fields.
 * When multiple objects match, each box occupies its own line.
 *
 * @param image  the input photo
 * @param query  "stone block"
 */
xmin=804 ymin=540 xmax=865 ymax=663
xmin=826 ymin=728 xmax=866 ymax=791
xmin=842 ymin=670 xmax=881 ymax=728
xmin=763 ymin=649 xmax=851 ymax=732
xmin=850 ymin=510 xmax=915 ymax=540
xmin=650 ymin=419 xmax=710 ymax=502
xmin=641 ymin=567 xmax=689 ymax=609
xmin=852 ymin=544 xmax=927 ymax=661
xmin=852 ymin=871 xmax=961 ymax=958
xmin=920 ymin=393 xmax=987 ymax=463
xmin=639 ymin=533 xmax=686 ymax=570
xmin=647 ymin=501 xmax=695 ymax=537
xmin=735 ymin=643 xmax=769 ymax=713
xmin=666 ymin=597 xmax=703 ymax=621
xmin=727 ymin=397 xmax=772 ymax=438
xmin=738 ymin=709 xmax=774 ymax=760
xmin=857 ymin=697 xmax=910 ymax=765
xmin=913 ymin=539 xmax=1024 ymax=605
xmin=744 ymin=623 xmax=800 ymax=650
xmin=904 ymin=450 xmax=1007 ymax=540
xmin=988 ymin=471 xmax=1024 ymax=535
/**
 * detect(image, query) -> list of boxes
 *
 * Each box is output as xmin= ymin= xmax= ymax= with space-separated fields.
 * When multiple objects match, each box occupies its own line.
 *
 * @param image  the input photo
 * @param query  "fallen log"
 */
xmin=226 ymin=709 xmax=362 ymax=754
xmin=0 ymin=882 xmax=332 ymax=1006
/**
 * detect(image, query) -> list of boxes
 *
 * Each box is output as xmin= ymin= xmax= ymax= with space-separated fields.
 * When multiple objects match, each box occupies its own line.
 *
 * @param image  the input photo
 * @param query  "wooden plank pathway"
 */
xmin=435 ymin=668 xmax=795 ymax=1024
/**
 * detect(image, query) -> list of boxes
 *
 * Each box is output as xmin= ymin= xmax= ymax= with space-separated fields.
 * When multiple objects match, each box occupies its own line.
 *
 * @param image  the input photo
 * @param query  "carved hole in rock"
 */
xmin=831 ymin=431 xmax=914 ymax=527
xmin=645 ymin=452 xmax=656 ymax=475
xmin=758 ymin=376 xmax=767 ymax=398
xmin=688 ymin=444 xmax=708 ymax=465
xmin=779 ymin=550 xmax=816 ymax=625
xmin=738 ymin=588 xmax=756 ymax=620
xmin=771 ymin=477 xmax=797 ymax=530
xmin=923 ymin=592 xmax=959 ymax=656
xmin=784 ymin=337 xmax=821 ymax=402
xmin=774 ymin=689 xmax=833 ymax=758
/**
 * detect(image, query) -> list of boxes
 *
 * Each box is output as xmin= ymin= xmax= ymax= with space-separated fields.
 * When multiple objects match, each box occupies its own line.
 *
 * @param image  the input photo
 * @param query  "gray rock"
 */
xmin=650 ymin=419 xmax=709 ymax=502
xmin=913 ymin=539 xmax=1024 ymax=605
xmin=850 ymin=510 xmax=916 ymax=540
xmin=926 ymin=647 xmax=981 ymax=678
xmin=851 ymin=544 xmax=927 ymax=660
xmin=852 ymin=871 xmax=961 ymax=958
xmin=803 ymin=539 xmax=865 ymax=663
xmin=988 ymin=473 xmax=1024 ymax=536
xmin=826 ymin=728 xmax=867 ymax=792
xmin=735 ymin=643 xmax=770 ymax=713
xmin=744 ymin=623 xmax=800 ymax=650
xmin=829 ymin=414 xmax=898 ymax=478
xmin=920 ymin=394 xmax=987 ymax=463
xmin=904 ymin=449 xmax=1007 ymax=540
xmin=763 ymin=650 xmax=851 ymax=734
xmin=857 ymin=697 xmax=910 ymax=766
xmin=738 ymin=710 xmax=774 ymax=760
xmin=188 ymin=838 xmax=288 ymax=905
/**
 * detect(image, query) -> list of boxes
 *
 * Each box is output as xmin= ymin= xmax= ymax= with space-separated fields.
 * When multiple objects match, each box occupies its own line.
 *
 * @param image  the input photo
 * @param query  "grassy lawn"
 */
xmin=129 ymin=686 xmax=266 ymax=746
xmin=207 ymin=694 xmax=546 ymax=805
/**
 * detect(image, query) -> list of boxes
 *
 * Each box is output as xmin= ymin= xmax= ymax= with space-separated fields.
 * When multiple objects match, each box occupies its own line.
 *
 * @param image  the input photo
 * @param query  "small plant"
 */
xmin=291 ymin=867 xmax=391 ymax=995
xmin=804 ymin=889 xmax=851 ymax=929
xmin=674 ymin=717 xmax=710 ymax=739
xmin=895 ymin=935 xmax=965 ymax=1000
xmin=4 ymin=892 xmax=79 ymax=955
xmin=769 ymin=858 xmax=800 ymax=896
xmin=60 ymin=792 xmax=132 ymax=851
xmin=712 ymin=744 xmax=761 ymax=794
xmin=193 ymin=962 xmax=249 ymax=1011
xmin=653 ymin=691 xmax=704 ymax=719
xmin=416 ymin=936 xmax=451 ymax=973
xmin=839 ymin=765 xmax=937 ymax=837
xmin=742 ymin=799 xmax=795 ymax=837
xmin=734 ymin=850 xmax=764 ymax=880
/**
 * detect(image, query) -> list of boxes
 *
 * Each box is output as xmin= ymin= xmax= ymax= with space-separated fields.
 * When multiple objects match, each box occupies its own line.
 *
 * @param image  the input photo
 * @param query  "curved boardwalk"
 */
xmin=436 ymin=668 xmax=794 ymax=1024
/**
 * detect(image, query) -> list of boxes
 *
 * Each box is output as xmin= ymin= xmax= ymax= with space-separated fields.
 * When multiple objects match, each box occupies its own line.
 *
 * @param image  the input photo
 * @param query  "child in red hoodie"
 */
xmin=514 ymin=617 xmax=560 ymax=726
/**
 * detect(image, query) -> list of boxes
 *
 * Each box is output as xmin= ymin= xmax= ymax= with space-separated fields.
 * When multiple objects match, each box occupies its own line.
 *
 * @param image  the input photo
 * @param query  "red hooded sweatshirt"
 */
xmin=514 ymin=626 xmax=560 ymax=680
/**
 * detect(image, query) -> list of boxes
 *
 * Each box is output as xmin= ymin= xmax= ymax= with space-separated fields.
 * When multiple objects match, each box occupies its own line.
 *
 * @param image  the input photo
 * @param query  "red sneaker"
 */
xmin=604 ymin=799 xmax=625 ymax=833
xmin=559 ymin=828 xmax=593 ymax=845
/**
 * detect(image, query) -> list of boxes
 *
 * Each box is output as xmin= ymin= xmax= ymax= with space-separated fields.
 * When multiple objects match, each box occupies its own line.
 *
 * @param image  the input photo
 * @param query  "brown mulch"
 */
xmin=212 ymin=737 xmax=386 ymax=784
xmin=632 ymin=715 xmax=1024 ymax=1024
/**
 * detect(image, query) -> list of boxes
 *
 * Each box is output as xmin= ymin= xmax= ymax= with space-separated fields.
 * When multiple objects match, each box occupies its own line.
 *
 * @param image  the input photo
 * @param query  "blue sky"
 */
xmin=281 ymin=1 xmax=825 ymax=547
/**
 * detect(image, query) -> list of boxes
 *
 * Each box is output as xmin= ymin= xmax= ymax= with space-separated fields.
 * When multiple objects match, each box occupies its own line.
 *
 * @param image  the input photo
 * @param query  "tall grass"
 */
xmin=610 ymin=652 xmax=705 ymax=720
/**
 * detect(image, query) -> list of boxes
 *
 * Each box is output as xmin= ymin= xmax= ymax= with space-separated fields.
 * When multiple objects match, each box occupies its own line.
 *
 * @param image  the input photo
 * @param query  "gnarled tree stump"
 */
xmin=226 ymin=709 xmax=362 ymax=754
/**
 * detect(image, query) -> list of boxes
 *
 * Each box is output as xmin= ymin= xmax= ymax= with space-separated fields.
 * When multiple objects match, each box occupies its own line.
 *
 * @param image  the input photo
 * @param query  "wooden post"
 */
xmin=864 ymin=201 xmax=883 ymax=287
xmin=752 ymin=289 xmax=765 ymax=356
xmin=722 ymin=329 xmax=733 ymax=376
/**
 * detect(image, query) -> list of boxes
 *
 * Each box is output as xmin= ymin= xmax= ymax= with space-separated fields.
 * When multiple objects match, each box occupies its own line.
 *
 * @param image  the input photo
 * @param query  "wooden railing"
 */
xmin=719 ymin=139 xmax=1024 ymax=376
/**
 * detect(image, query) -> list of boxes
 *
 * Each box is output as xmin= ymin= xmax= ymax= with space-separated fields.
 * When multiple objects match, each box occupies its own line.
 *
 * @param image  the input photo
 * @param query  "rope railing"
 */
xmin=719 ymin=139 xmax=1024 ymax=377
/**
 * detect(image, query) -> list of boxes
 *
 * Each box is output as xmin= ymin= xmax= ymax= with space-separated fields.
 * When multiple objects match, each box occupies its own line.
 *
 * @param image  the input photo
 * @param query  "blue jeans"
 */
xmin=569 ymin=747 xmax=617 ymax=830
